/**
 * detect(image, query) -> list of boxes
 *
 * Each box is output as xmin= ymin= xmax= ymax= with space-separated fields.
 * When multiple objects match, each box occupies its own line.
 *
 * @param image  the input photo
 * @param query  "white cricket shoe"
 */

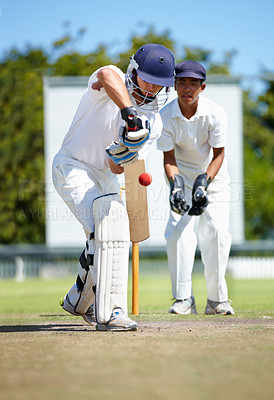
xmin=205 ymin=299 xmax=235 ymax=315
xmin=168 ymin=296 xmax=197 ymax=315
xmin=81 ymin=304 xmax=96 ymax=325
xmin=96 ymin=308 xmax=138 ymax=332
xmin=60 ymin=295 xmax=96 ymax=325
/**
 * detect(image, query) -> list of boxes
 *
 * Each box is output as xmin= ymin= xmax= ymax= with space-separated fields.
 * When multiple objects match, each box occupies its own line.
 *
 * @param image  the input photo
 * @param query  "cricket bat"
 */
xmin=124 ymin=158 xmax=150 ymax=315
xmin=124 ymin=159 xmax=150 ymax=243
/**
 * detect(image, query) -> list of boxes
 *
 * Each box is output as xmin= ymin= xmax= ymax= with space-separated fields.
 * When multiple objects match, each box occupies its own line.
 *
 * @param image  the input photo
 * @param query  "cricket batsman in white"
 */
xmin=52 ymin=44 xmax=175 ymax=331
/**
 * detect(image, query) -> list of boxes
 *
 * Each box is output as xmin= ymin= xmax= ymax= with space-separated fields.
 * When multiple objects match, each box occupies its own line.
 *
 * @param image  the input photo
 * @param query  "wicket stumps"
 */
xmin=132 ymin=242 xmax=139 ymax=315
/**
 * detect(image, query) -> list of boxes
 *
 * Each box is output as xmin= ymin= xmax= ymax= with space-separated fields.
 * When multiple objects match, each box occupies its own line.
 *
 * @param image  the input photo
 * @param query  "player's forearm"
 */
xmin=97 ymin=68 xmax=132 ymax=110
xmin=165 ymin=163 xmax=179 ymax=181
xmin=163 ymin=150 xmax=179 ymax=181
xmin=206 ymin=147 xmax=225 ymax=180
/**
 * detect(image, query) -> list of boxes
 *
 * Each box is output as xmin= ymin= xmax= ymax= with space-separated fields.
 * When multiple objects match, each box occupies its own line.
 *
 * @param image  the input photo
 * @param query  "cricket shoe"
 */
xmin=205 ymin=299 xmax=235 ymax=315
xmin=96 ymin=308 xmax=138 ymax=332
xmin=168 ymin=296 xmax=197 ymax=315
xmin=60 ymin=295 xmax=96 ymax=325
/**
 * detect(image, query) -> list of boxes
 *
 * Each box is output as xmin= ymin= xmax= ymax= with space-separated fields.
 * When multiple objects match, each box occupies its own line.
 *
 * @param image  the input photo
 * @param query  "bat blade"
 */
xmin=124 ymin=159 xmax=150 ymax=243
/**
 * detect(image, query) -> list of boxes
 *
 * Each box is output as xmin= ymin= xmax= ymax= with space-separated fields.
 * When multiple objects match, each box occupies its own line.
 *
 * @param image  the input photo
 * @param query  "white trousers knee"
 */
xmin=52 ymin=149 xmax=120 ymax=233
xmin=165 ymin=173 xmax=231 ymax=302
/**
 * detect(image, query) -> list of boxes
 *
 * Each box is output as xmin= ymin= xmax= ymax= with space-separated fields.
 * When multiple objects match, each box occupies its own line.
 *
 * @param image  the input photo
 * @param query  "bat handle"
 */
xmin=132 ymin=242 xmax=139 ymax=315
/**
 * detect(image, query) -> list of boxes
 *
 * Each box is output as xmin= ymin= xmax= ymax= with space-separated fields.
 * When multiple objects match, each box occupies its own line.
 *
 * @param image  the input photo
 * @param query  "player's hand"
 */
xmin=169 ymin=174 xmax=190 ymax=215
xmin=120 ymin=107 xmax=150 ymax=152
xmin=188 ymin=173 xmax=211 ymax=216
xmin=106 ymin=142 xmax=138 ymax=167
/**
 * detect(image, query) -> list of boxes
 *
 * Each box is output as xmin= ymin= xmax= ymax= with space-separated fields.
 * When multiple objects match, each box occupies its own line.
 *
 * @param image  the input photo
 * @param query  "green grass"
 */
xmin=0 ymin=273 xmax=273 ymax=321
xmin=0 ymin=274 xmax=273 ymax=400
xmin=131 ymin=273 xmax=274 ymax=319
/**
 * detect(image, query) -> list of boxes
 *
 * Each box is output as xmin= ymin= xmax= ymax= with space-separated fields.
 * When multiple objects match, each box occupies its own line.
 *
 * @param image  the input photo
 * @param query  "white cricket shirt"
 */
xmin=61 ymin=65 xmax=162 ymax=170
xmin=158 ymin=95 xmax=228 ymax=171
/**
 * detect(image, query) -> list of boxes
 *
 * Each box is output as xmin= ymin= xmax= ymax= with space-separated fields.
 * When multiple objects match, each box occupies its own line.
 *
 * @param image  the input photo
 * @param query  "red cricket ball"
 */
xmin=138 ymin=172 xmax=152 ymax=186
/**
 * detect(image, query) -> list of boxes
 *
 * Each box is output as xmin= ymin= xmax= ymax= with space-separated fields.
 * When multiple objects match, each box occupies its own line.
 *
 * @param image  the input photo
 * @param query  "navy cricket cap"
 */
xmin=175 ymin=61 xmax=206 ymax=81
xmin=132 ymin=44 xmax=175 ymax=87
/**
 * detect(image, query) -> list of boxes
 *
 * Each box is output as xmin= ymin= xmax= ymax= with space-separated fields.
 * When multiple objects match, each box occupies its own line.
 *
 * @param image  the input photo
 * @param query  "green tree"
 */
xmin=0 ymin=48 xmax=48 ymax=243
xmin=259 ymin=80 xmax=274 ymax=127
xmin=243 ymin=88 xmax=274 ymax=238
xmin=52 ymin=44 xmax=113 ymax=76
xmin=178 ymin=46 xmax=236 ymax=75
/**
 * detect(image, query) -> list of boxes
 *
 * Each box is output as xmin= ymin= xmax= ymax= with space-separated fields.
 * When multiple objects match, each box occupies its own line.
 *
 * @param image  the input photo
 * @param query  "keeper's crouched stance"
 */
xmin=60 ymin=193 xmax=137 ymax=331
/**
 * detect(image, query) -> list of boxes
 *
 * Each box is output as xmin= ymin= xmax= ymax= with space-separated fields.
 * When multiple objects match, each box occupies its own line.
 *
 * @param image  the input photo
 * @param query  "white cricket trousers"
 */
xmin=52 ymin=149 xmax=120 ymax=234
xmin=52 ymin=149 xmax=129 ymax=319
xmin=165 ymin=174 xmax=231 ymax=303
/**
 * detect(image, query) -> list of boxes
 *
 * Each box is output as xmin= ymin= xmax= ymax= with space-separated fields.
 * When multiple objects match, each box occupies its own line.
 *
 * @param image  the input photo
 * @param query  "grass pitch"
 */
xmin=0 ymin=274 xmax=273 ymax=400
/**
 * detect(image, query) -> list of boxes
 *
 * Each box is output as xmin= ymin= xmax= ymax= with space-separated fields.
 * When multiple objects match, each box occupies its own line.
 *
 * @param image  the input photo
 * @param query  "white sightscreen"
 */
xmin=44 ymin=76 xmax=244 ymax=248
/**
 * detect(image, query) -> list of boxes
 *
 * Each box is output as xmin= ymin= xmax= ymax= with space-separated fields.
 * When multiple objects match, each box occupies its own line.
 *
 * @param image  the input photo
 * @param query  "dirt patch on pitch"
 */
xmin=1 ymin=315 xmax=272 ymax=335
xmin=138 ymin=316 xmax=274 ymax=332
xmin=1 ymin=316 xmax=273 ymax=400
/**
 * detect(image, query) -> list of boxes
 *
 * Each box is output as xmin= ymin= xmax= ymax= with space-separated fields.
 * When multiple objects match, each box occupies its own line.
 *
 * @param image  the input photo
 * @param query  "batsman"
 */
xmin=52 ymin=44 xmax=175 ymax=331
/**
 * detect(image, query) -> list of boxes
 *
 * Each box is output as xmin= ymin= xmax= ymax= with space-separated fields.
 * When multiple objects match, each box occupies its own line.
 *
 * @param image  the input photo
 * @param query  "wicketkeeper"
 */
xmin=157 ymin=61 xmax=235 ymax=316
xmin=52 ymin=44 xmax=175 ymax=331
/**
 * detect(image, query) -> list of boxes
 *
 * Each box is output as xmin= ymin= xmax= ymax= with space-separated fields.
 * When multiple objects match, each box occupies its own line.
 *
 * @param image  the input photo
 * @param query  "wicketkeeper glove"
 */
xmin=188 ymin=173 xmax=211 ymax=216
xmin=169 ymin=174 xmax=190 ymax=215
xmin=106 ymin=142 xmax=138 ymax=167
xmin=120 ymin=106 xmax=150 ymax=152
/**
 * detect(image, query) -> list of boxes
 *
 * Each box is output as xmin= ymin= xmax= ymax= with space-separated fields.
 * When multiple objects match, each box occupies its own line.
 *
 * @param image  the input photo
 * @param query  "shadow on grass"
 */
xmin=0 ymin=321 xmax=95 ymax=333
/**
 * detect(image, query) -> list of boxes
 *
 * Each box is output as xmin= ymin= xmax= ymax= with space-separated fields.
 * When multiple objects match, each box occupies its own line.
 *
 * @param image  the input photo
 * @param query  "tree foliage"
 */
xmin=0 ymin=48 xmax=47 ymax=243
xmin=243 ymin=81 xmax=274 ymax=239
xmin=0 ymin=27 xmax=273 ymax=243
xmin=177 ymin=46 xmax=237 ymax=75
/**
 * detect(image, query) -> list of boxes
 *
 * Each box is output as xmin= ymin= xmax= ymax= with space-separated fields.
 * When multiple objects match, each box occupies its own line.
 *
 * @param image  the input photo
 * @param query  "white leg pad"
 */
xmin=92 ymin=194 xmax=130 ymax=323
xmin=65 ymin=238 xmax=96 ymax=315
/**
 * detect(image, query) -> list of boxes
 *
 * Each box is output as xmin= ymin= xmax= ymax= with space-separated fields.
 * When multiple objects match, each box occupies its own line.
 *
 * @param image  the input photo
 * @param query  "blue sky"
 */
xmin=0 ymin=0 xmax=273 ymax=93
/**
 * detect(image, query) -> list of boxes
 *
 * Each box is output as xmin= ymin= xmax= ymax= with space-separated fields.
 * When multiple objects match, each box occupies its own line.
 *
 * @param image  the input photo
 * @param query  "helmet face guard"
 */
xmin=126 ymin=63 xmax=170 ymax=112
xmin=126 ymin=44 xmax=175 ymax=112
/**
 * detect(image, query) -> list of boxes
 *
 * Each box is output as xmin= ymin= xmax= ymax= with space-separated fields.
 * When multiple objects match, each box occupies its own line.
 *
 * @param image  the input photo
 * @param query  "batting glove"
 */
xmin=106 ymin=142 xmax=138 ymax=167
xmin=188 ymin=173 xmax=211 ymax=216
xmin=169 ymin=174 xmax=190 ymax=215
xmin=120 ymin=107 xmax=150 ymax=152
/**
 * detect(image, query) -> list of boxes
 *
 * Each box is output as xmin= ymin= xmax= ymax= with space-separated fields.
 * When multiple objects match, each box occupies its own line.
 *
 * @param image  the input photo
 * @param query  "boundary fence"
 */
xmin=0 ymin=241 xmax=273 ymax=280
